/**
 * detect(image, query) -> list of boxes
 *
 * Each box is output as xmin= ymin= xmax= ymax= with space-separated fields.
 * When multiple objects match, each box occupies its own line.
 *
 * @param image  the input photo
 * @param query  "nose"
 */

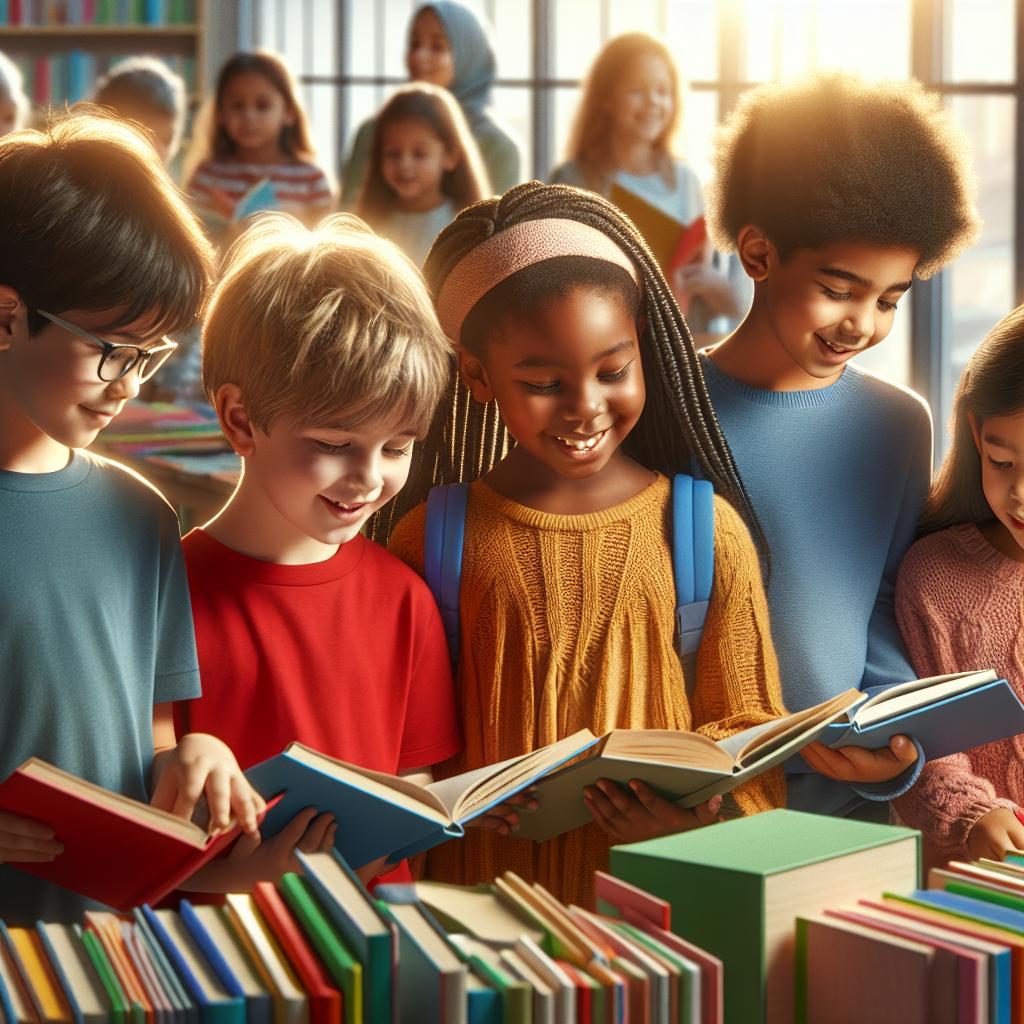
xmin=105 ymin=367 xmax=141 ymax=402
xmin=345 ymin=451 xmax=384 ymax=498
xmin=838 ymin=302 xmax=875 ymax=345
xmin=564 ymin=380 xmax=606 ymax=426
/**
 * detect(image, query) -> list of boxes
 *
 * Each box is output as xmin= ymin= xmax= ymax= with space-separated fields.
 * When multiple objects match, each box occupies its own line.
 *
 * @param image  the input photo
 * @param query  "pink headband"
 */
xmin=435 ymin=218 xmax=640 ymax=343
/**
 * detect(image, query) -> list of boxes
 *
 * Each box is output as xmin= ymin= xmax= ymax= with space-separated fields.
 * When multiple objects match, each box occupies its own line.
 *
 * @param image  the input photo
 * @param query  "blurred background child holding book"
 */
xmin=893 ymin=305 xmax=1024 ymax=869
xmin=185 ymin=50 xmax=333 ymax=245
xmin=0 ymin=51 xmax=27 ymax=137
xmin=382 ymin=180 xmax=788 ymax=908
xmin=356 ymin=82 xmax=489 ymax=266
xmin=550 ymin=32 xmax=747 ymax=337
xmin=341 ymin=0 xmax=520 ymax=206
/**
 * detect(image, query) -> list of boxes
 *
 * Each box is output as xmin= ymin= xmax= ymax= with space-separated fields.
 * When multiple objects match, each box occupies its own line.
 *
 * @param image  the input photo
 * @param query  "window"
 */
xmin=244 ymin=0 xmax=1020 ymax=457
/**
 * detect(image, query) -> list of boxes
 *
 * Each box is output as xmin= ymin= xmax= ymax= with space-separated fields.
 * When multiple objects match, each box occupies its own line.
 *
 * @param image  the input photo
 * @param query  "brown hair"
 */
xmin=919 ymin=305 xmax=1024 ymax=537
xmin=706 ymin=72 xmax=980 ymax=277
xmin=0 ymin=113 xmax=212 ymax=338
xmin=357 ymin=83 xmax=490 ymax=227
xmin=203 ymin=213 xmax=451 ymax=436
xmin=92 ymin=56 xmax=186 ymax=157
xmin=563 ymin=32 xmax=682 ymax=196
xmin=185 ymin=50 xmax=318 ymax=179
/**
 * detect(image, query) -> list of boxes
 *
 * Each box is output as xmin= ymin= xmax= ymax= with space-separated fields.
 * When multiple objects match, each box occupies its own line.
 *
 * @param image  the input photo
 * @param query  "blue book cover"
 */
xmin=132 ymin=909 xmax=197 ymax=1024
xmin=819 ymin=671 xmax=1024 ymax=760
xmin=245 ymin=730 xmax=598 ymax=869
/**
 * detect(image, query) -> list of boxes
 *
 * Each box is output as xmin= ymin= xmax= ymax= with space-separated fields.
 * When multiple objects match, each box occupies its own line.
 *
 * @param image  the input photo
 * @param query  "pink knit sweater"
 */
xmin=892 ymin=523 xmax=1024 ymax=871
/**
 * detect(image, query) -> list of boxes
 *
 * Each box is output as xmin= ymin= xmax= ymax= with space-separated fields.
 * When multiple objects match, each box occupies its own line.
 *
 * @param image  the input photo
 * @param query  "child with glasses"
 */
xmin=172 ymin=213 xmax=462 ymax=891
xmin=0 ymin=115 xmax=265 ymax=925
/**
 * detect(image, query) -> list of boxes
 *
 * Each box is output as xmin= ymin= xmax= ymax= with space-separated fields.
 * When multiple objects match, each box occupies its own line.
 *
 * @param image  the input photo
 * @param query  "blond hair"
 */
xmin=203 ymin=213 xmax=452 ymax=434
xmin=564 ymin=32 xmax=682 ymax=195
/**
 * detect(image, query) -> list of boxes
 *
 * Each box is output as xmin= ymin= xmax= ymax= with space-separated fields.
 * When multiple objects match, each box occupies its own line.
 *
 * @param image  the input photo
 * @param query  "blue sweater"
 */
xmin=700 ymin=354 xmax=932 ymax=813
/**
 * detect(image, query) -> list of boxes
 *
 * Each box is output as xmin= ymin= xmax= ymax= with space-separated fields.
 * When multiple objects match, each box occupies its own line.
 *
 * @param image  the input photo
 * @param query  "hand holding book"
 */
xmin=801 ymin=733 xmax=919 ymax=784
xmin=0 ymin=808 xmax=63 ymax=864
xmin=584 ymin=781 xmax=723 ymax=844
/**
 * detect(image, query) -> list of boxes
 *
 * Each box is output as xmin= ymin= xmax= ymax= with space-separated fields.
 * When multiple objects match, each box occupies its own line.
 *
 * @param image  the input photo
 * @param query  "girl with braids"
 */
xmin=381 ymin=181 xmax=787 ymax=906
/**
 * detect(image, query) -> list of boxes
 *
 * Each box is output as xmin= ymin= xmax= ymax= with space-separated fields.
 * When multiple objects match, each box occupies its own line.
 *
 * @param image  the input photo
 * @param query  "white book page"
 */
xmin=853 ymin=668 xmax=997 ymax=727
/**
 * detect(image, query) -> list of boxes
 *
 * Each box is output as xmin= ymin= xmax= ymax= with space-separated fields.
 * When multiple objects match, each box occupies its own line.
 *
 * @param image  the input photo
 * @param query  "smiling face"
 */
xmin=754 ymin=238 xmax=919 ymax=388
xmin=406 ymin=8 xmax=455 ymax=89
xmin=971 ymin=409 xmax=1024 ymax=562
xmin=218 ymin=70 xmax=294 ymax=160
xmin=605 ymin=51 xmax=675 ymax=147
xmin=461 ymin=285 xmax=645 ymax=488
xmin=379 ymin=117 xmax=454 ymax=212
xmin=0 ymin=304 xmax=164 ymax=465
xmin=239 ymin=411 xmax=418 ymax=555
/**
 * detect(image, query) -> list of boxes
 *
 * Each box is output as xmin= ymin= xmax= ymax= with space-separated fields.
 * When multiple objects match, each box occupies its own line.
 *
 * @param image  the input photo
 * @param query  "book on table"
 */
xmin=0 ymin=758 xmax=270 ymax=912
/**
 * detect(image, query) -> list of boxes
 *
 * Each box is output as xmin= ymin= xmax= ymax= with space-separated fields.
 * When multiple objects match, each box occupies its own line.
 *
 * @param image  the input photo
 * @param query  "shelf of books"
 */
xmin=0 ymin=0 xmax=202 ymax=110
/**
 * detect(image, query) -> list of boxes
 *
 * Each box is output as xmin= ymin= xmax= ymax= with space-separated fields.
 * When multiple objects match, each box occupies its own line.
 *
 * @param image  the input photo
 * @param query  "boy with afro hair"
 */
xmin=700 ymin=72 xmax=980 ymax=817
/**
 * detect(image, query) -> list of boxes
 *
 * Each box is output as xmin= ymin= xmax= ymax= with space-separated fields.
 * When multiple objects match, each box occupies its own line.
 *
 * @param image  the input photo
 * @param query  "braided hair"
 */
xmin=370 ymin=179 xmax=767 ymax=565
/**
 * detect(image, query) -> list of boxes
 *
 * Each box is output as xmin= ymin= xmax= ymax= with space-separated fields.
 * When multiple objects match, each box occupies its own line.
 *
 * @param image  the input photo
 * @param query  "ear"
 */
xmin=736 ymin=225 xmax=776 ymax=282
xmin=968 ymin=409 xmax=982 ymax=454
xmin=0 ymin=285 xmax=24 ymax=352
xmin=214 ymin=383 xmax=259 ymax=456
xmin=442 ymin=148 xmax=459 ymax=173
xmin=457 ymin=347 xmax=494 ymax=405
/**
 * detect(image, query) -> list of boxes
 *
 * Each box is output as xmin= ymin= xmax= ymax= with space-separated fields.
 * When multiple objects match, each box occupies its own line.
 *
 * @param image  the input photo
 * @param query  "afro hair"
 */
xmin=705 ymin=72 xmax=980 ymax=278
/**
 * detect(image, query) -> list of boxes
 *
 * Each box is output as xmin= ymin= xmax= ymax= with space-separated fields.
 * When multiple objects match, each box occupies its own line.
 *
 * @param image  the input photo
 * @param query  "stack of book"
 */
xmin=0 ymin=0 xmax=198 ymax=27
xmin=97 ymin=400 xmax=240 ymax=484
xmin=0 ymin=851 xmax=726 ymax=1024
xmin=795 ymin=853 xmax=1024 ymax=1024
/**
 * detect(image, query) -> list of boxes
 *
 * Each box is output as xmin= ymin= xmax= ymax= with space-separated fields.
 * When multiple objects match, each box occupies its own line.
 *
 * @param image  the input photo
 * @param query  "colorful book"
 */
xmin=36 ymin=922 xmax=112 ymax=1024
xmin=413 ymin=879 xmax=544 ymax=947
xmin=4 ymin=924 xmax=73 ymax=1023
xmin=609 ymin=182 xmax=708 ymax=277
xmin=0 ymin=758 xmax=260 ymax=910
xmin=190 ymin=178 xmax=278 ymax=234
xmin=610 ymin=809 xmax=919 ymax=1024
xmin=79 ymin=928 xmax=130 ymax=1024
xmin=296 ymin=851 xmax=393 ymax=1024
xmin=447 ymin=935 xmax=532 ymax=1024
xmin=249 ymin=883 xmax=342 ymax=1024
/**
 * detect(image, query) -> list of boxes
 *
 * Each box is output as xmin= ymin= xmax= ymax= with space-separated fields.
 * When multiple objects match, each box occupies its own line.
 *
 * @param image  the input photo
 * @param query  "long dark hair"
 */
xmin=370 ymin=180 xmax=766 ymax=563
xmin=919 ymin=303 xmax=1024 ymax=537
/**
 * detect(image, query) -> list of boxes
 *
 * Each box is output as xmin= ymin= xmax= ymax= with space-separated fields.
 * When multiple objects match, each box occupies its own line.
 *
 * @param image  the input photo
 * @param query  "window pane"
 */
xmin=742 ymin=0 xmax=910 ymax=81
xmin=666 ymin=0 xmax=718 ymax=83
xmin=554 ymin=0 xmax=604 ymax=79
xmin=942 ymin=94 xmax=1015 ymax=451
xmin=491 ymin=86 xmax=532 ymax=187
xmin=346 ymin=0 xmax=380 ymax=77
xmin=383 ymin=0 xmax=417 ymax=79
xmin=947 ymin=0 xmax=1014 ymax=83
xmin=679 ymin=88 xmax=718 ymax=184
xmin=552 ymin=85 xmax=584 ymax=175
xmin=490 ymin=0 xmax=533 ymax=80
xmin=609 ymin=0 xmax=661 ymax=37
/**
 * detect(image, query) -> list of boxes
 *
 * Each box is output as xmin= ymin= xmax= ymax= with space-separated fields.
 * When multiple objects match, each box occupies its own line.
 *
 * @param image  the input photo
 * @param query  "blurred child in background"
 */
xmin=357 ymin=83 xmax=489 ymax=266
xmin=0 ymin=52 xmax=28 ymax=137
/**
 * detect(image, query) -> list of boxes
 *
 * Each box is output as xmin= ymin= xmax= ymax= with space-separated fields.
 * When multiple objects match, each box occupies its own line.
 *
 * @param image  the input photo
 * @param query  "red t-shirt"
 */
xmin=177 ymin=528 xmax=462 ymax=883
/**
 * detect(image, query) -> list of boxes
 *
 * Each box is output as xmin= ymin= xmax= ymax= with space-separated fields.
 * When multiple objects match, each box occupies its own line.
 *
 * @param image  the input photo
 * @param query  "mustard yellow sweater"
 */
xmin=389 ymin=474 xmax=786 ymax=906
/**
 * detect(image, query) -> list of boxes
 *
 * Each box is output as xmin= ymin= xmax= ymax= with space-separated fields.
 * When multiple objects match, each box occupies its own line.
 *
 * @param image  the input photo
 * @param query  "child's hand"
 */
xmin=0 ymin=810 xmax=64 ymax=864
xmin=467 ymin=788 xmax=540 ymax=835
xmin=584 ymin=779 xmax=722 ymax=844
xmin=183 ymin=807 xmax=336 ymax=893
xmin=967 ymin=807 xmax=1024 ymax=862
xmin=151 ymin=733 xmax=265 ymax=837
xmin=801 ymin=735 xmax=918 ymax=784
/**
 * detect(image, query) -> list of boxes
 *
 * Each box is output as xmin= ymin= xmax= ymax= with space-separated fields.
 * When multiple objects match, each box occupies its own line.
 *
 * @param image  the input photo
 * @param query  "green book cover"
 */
xmin=280 ymin=874 xmax=363 ymax=1024
xmin=610 ymin=808 xmax=919 ymax=1024
xmin=78 ymin=928 xmax=128 ymax=1024
xmin=946 ymin=879 xmax=1024 ymax=912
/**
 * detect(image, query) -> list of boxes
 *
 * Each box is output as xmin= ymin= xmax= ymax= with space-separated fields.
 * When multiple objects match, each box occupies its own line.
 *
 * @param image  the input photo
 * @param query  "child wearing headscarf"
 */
xmin=341 ymin=0 xmax=520 ymax=205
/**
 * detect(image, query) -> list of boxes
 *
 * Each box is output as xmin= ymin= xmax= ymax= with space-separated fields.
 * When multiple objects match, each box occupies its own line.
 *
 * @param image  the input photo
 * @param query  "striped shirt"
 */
xmin=187 ymin=157 xmax=333 ymax=220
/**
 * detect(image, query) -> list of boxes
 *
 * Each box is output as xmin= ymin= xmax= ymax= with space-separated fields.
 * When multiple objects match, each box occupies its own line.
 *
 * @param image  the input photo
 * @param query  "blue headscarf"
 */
xmin=414 ymin=0 xmax=496 ymax=124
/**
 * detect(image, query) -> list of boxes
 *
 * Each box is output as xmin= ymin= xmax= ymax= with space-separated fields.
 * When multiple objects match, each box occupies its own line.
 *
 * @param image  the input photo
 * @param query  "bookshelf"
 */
xmin=0 ymin=0 xmax=204 ymax=113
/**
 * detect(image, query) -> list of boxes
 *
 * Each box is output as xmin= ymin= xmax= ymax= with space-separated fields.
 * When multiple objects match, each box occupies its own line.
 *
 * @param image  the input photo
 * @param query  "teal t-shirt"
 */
xmin=0 ymin=451 xmax=201 ymax=923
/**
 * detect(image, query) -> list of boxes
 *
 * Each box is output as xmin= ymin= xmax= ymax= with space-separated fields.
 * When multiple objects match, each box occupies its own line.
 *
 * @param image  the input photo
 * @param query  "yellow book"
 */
xmin=7 ymin=927 xmax=72 ymax=1024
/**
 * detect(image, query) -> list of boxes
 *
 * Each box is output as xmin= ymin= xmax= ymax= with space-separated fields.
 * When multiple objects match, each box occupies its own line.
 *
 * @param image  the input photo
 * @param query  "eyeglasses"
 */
xmin=35 ymin=309 xmax=179 ymax=383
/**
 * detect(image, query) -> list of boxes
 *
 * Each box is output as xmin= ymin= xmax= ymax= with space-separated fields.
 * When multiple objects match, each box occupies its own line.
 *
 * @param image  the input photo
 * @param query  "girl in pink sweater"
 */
xmin=893 ymin=304 xmax=1024 ymax=869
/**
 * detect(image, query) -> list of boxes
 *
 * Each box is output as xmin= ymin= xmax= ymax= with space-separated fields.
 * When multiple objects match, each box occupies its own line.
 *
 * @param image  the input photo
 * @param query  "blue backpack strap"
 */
xmin=424 ymin=484 xmax=470 ymax=664
xmin=672 ymin=474 xmax=715 ymax=689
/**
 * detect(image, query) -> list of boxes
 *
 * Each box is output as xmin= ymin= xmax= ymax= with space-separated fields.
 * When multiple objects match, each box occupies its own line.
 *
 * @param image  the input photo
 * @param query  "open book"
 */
xmin=191 ymin=177 xmax=278 ymax=234
xmin=0 ymin=758 xmax=267 ymax=910
xmin=246 ymin=687 xmax=863 ymax=866
xmin=818 ymin=668 xmax=1024 ymax=760
xmin=609 ymin=181 xmax=707 ymax=277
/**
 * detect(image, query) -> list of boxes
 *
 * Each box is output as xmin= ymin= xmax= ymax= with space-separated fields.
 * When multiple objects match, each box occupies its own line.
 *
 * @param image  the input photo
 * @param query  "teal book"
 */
xmin=818 ymin=669 xmax=1024 ymax=760
xmin=245 ymin=730 xmax=597 ymax=868
xmin=610 ymin=808 xmax=919 ymax=1024
xmin=296 ymin=850 xmax=393 ymax=1024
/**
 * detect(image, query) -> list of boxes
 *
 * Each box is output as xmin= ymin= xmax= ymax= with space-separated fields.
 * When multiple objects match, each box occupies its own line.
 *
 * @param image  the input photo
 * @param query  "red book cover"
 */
xmin=32 ymin=56 xmax=49 ymax=106
xmin=593 ymin=870 xmax=671 ymax=930
xmin=0 ymin=757 xmax=268 ymax=912
xmin=556 ymin=961 xmax=592 ymax=1024
xmin=667 ymin=215 xmax=708 ymax=275
xmin=9 ymin=0 xmax=22 ymax=24
xmin=251 ymin=883 xmax=342 ymax=1024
